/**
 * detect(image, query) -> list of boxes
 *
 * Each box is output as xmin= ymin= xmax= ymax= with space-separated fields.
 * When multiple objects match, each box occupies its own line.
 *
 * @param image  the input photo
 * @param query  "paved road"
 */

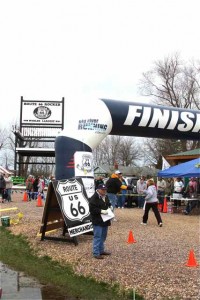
xmin=0 ymin=262 xmax=42 ymax=299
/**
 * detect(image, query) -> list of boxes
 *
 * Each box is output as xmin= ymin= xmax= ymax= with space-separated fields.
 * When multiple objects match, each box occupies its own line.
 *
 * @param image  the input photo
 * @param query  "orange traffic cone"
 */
xmin=22 ymin=191 xmax=28 ymax=202
xmin=162 ymin=197 xmax=168 ymax=213
xmin=36 ymin=194 xmax=43 ymax=207
xmin=127 ymin=230 xmax=137 ymax=244
xmin=185 ymin=249 xmax=199 ymax=267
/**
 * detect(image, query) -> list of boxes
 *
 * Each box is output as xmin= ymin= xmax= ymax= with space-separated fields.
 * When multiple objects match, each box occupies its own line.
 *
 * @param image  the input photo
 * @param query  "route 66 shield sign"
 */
xmin=56 ymin=178 xmax=90 ymax=223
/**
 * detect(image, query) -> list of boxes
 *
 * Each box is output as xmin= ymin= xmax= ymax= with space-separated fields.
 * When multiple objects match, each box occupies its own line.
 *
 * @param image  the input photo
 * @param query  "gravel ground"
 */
xmin=1 ymin=192 xmax=200 ymax=300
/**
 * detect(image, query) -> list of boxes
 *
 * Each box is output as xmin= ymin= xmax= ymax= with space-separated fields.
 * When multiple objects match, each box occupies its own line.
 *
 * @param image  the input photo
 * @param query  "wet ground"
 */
xmin=0 ymin=263 xmax=77 ymax=300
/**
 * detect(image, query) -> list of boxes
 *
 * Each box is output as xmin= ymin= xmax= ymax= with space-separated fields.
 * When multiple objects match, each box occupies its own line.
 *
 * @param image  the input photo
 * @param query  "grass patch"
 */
xmin=0 ymin=227 xmax=144 ymax=299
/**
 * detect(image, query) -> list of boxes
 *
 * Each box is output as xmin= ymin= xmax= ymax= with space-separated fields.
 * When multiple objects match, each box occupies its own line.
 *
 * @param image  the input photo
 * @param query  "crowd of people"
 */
xmin=25 ymin=175 xmax=46 ymax=201
xmin=94 ymin=173 xmax=200 ymax=216
xmin=90 ymin=172 xmax=199 ymax=258
xmin=0 ymin=173 xmax=55 ymax=203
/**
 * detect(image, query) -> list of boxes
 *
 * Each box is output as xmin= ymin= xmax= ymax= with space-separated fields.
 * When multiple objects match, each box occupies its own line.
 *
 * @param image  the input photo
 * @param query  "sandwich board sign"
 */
xmin=40 ymin=177 xmax=93 ymax=245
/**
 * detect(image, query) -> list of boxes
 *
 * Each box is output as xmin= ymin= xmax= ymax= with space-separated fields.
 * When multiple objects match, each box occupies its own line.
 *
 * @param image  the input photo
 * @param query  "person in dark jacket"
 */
xmin=106 ymin=170 xmax=131 ymax=218
xmin=0 ymin=173 xmax=6 ymax=203
xmin=32 ymin=176 xmax=39 ymax=200
xmin=89 ymin=184 xmax=112 ymax=259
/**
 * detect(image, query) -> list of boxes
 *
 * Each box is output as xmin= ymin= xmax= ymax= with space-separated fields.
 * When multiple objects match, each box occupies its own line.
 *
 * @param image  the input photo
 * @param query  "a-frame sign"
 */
xmin=40 ymin=178 xmax=93 ymax=246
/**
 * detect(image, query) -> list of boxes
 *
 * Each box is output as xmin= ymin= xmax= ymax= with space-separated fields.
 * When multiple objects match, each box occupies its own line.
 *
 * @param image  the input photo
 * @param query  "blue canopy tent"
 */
xmin=157 ymin=158 xmax=200 ymax=178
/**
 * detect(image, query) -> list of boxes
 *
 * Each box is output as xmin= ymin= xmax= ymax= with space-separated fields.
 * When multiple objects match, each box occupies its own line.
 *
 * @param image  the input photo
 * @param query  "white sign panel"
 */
xmin=21 ymin=101 xmax=63 ymax=125
xmin=74 ymin=151 xmax=94 ymax=177
xmin=68 ymin=222 xmax=93 ymax=237
xmin=56 ymin=179 xmax=90 ymax=222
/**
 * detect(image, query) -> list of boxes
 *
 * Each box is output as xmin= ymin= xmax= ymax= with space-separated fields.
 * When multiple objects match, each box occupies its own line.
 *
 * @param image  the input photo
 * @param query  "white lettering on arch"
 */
xmin=148 ymin=108 xmax=170 ymax=128
xmin=192 ymin=113 xmax=200 ymax=132
xmin=178 ymin=112 xmax=195 ymax=132
xmin=123 ymin=106 xmax=142 ymax=125
xmin=167 ymin=111 xmax=179 ymax=130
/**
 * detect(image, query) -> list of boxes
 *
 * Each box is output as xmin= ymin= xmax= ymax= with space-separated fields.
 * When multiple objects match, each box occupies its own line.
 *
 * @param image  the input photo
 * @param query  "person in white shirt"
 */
xmin=173 ymin=177 xmax=185 ymax=207
xmin=136 ymin=176 xmax=147 ymax=208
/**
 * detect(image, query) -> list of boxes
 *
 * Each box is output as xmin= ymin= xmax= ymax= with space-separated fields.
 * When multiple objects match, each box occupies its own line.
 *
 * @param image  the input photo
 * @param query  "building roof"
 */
xmin=167 ymin=148 xmax=200 ymax=157
xmin=165 ymin=148 xmax=200 ymax=165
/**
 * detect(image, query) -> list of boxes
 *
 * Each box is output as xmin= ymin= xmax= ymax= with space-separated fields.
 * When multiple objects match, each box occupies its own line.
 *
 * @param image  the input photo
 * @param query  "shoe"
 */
xmin=100 ymin=251 xmax=111 ymax=256
xmin=141 ymin=222 xmax=147 ymax=225
xmin=183 ymin=210 xmax=189 ymax=215
xmin=94 ymin=255 xmax=104 ymax=259
xmin=158 ymin=223 xmax=163 ymax=227
xmin=113 ymin=218 xmax=117 ymax=221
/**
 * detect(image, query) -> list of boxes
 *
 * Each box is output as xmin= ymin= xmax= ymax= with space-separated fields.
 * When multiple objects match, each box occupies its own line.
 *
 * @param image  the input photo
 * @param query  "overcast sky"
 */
xmin=0 ymin=0 xmax=200 ymax=128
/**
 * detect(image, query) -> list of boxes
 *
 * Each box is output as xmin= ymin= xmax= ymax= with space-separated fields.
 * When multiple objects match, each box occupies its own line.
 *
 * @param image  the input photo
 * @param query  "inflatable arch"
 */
xmin=55 ymin=98 xmax=199 ymax=180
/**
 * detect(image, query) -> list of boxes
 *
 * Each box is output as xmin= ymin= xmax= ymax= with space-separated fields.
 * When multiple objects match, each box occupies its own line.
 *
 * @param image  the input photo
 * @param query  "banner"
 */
xmin=162 ymin=156 xmax=171 ymax=170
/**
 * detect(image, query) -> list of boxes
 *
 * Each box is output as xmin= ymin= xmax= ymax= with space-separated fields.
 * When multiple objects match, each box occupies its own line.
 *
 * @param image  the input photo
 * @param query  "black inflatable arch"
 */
xmin=55 ymin=98 xmax=199 ymax=180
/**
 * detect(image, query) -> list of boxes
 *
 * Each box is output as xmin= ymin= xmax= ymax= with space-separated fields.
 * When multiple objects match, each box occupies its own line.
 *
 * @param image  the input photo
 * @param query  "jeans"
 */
xmin=138 ymin=194 xmax=145 ymax=208
xmin=117 ymin=190 xmax=127 ymax=208
xmin=107 ymin=193 xmax=118 ymax=211
xmin=93 ymin=225 xmax=108 ymax=256
xmin=6 ymin=188 xmax=12 ymax=202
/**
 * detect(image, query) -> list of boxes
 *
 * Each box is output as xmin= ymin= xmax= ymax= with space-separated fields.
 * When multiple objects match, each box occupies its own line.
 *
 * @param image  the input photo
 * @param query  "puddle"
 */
xmin=0 ymin=263 xmax=78 ymax=299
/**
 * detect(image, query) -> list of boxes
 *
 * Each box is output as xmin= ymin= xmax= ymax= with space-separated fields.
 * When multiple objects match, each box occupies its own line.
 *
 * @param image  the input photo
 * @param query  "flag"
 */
xmin=162 ymin=156 xmax=170 ymax=170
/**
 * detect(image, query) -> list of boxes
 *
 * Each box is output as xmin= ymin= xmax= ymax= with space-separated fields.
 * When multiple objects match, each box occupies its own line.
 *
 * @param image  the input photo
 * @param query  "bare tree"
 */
xmin=0 ymin=128 xmax=10 ymax=151
xmin=93 ymin=136 xmax=141 ymax=167
xmin=118 ymin=137 xmax=142 ymax=166
xmin=142 ymin=138 xmax=184 ymax=169
xmin=93 ymin=136 xmax=122 ymax=166
xmin=139 ymin=53 xmax=200 ymax=110
xmin=139 ymin=53 xmax=200 ymax=159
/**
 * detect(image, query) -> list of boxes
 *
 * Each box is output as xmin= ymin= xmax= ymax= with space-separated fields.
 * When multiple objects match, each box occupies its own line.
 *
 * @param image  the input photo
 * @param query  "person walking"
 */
xmin=89 ymin=184 xmax=112 ymax=259
xmin=141 ymin=178 xmax=163 ymax=227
